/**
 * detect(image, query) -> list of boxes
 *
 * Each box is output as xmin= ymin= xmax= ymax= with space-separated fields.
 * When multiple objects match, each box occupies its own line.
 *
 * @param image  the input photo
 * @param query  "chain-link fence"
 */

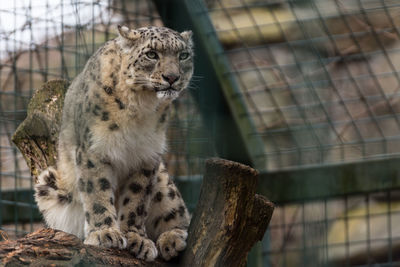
xmin=0 ymin=0 xmax=212 ymax=239
xmin=2 ymin=0 xmax=400 ymax=266
xmin=197 ymin=0 xmax=400 ymax=266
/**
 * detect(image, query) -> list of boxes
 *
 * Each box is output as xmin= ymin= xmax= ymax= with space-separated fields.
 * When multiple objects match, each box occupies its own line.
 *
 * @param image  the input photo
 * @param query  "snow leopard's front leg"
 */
xmin=76 ymin=147 xmax=126 ymax=249
xmin=146 ymin=163 xmax=191 ymax=261
xmin=117 ymin=167 xmax=158 ymax=261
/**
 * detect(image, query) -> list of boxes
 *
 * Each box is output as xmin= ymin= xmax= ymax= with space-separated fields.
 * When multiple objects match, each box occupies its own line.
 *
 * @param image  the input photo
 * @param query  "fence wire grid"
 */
xmin=1 ymin=0 xmax=400 ymax=267
xmin=0 ymin=0 xmax=212 ymax=239
xmin=201 ymin=0 xmax=400 ymax=266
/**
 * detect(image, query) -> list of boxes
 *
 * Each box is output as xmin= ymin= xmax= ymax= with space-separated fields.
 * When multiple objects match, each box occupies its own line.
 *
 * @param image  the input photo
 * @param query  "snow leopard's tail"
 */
xmin=34 ymin=167 xmax=72 ymax=211
xmin=34 ymin=167 xmax=85 ymax=238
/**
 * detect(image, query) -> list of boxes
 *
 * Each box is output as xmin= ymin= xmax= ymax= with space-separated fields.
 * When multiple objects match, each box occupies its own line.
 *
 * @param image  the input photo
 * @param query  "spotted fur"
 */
xmin=34 ymin=25 xmax=192 ymax=262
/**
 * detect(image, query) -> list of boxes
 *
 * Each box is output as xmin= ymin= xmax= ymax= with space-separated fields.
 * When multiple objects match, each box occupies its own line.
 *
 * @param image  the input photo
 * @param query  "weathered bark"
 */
xmin=9 ymin=80 xmax=274 ymax=266
xmin=0 ymin=228 xmax=165 ymax=266
xmin=180 ymin=158 xmax=274 ymax=267
xmin=12 ymin=79 xmax=68 ymax=181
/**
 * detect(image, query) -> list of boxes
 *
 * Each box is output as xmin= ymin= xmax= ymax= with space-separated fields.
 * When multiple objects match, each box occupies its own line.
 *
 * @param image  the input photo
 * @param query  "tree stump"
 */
xmin=8 ymin=80 xmax=274 ymax=266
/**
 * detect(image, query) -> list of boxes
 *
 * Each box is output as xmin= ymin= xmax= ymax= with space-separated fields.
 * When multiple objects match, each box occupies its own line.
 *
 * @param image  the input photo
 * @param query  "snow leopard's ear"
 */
xmin=118 ymin=25 xmax=140 ymax=41
xmin=180 ymin=30 xmax=193 ymax=47
xmin=117 ymin=25 xmax=140 ymax=49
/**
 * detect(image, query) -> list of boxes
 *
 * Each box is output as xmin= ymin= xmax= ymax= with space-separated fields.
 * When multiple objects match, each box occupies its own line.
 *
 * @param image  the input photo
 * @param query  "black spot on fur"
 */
xmin=87 ymin=160 xmax=95 ymax=169
xmin=178 ymin=205 xmax=186 ymax=217
xmin=127 ymin=212 xmax=136 ymax=227
xmin=129 ymin=183 xmax=142 ymax=194
xmin=145 ymin=184 xmax=153 ymax=195
xmin=168 ymin=188 xmax=176 ymax=200
xmin=136 ymin=204 xmax=145 ymax=216
xmin=167 ymin=177 xmax=173 ymax=185
xmin=86 ymin=180 xmax=94 ymax=193
xmin=93 ymin=203 xmax=107 ymax=214
xmin=103 ymin=86 xmax=113 ymax=95
xmin=109 ymin=123 xmax=119 ymax=131
xmin=105 ymin=233 xmax=113 ymax=243
xmin=100 ymin=158 xmax=111 ymax=166
xmin=153 ymin=216 xmax=161 ymax=229
xmin=93 ymin=105 xmax=101 ymax=116
xmin=83 ymin=127 xmax=90 ymax=142
xmin=101 ymin=111 xmax=109 ymax=121
xmin=123 ymin=197 xmax=130 ymax=206
xmin=58 ymin=193 xmax=73 ymax=204
xmin=76 ymin=151 xmax=82 ymax=165
xmin=45 ymin=171 xmax=57 ymax=190
xmin=120 ymin=214 xmax=125 ymax=221
xmin=142 ymin=169 xmax=154 ymax=178
xmin=164 ymin=209 xmax=176 ymax=222
xmin=99 ymin=178 xmax=111 ymax=191
xmin=110 ymin=197 xmax=114 ymax=205
xmin=114 ymin=98 xmax=125 ymax=109
xmin=104 ymin=216 xmax=113 ymax=226
xmin=38 ymin=188 xmax=49 ymax=197
xmin=154 ymin=191 xmax=163 ymax=202
xmin=137 ymin=240 xmax=144 ymax=255
xmin=78 ymin=178 xmax=85 ymax=192
xmin=85 ymin=212 xmax=90 ymax=223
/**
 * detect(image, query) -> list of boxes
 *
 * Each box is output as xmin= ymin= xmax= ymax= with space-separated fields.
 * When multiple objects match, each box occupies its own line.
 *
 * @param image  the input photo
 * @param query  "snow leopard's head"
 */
xmin=117 ymin=25 xmax=194 ymax=100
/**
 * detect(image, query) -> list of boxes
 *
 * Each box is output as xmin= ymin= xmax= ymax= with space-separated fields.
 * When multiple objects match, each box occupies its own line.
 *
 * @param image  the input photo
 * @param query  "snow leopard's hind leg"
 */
xmin=34 ymin=167 xmax=85 ymax=238
xmin=145 ymin=163 xmax=191 ymax=261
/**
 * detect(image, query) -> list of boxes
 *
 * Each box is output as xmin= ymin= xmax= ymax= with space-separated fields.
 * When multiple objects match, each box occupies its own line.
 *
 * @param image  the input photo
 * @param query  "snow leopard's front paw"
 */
xmin=84 ymin=227 xmax=127 ymax=249
xmin=156 ymin=228 xmax=187 ymax=261
xmin=126 ymin=231 xmax=158 ymax=262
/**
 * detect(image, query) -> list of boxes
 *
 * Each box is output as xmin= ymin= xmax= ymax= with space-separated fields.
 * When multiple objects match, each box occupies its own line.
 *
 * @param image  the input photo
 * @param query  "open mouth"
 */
xmin=155 ymin=87 xmax=177 ymax=92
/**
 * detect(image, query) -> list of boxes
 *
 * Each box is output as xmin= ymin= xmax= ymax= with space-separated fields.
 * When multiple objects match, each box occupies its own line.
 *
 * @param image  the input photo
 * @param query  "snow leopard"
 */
xmin=34 ymin=25 xmax=193 ymax=262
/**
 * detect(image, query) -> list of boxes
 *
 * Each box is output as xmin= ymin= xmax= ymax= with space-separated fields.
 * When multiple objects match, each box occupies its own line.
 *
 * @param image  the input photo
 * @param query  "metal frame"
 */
xmin=154 ymin=0 xmax=266 ymax=169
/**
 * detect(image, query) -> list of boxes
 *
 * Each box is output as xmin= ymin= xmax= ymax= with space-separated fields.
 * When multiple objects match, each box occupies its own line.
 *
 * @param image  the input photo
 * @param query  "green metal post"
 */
xmin=154 ymin=0 xmax=266 ymax=168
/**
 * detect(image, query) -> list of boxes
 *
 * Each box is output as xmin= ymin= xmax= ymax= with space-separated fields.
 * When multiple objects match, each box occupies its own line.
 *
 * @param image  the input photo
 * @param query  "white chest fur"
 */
xmin=90 ymin=113 xmax=166 ymax=176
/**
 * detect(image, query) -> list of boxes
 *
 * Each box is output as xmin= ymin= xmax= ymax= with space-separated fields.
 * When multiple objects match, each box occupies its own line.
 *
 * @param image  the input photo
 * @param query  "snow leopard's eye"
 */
xmin=179 ymin=52 xmax=189 ymax=61
xmin=146 ymin=51 xmax=158 ymax=60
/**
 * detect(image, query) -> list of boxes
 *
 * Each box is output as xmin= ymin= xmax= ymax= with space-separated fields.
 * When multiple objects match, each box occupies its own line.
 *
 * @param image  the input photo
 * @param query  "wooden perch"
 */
xmin=9 ymin=80 xmax=274 ymax=266
xmin=181 ymin=158 xmax=273 ymax=267
xmin=0 ymin=228 xmax=162 ymax=266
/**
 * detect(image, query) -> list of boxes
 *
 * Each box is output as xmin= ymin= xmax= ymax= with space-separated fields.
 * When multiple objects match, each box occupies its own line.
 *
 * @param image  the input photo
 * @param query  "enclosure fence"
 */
xmin=1 ymin=0 xmax=400 ymax=266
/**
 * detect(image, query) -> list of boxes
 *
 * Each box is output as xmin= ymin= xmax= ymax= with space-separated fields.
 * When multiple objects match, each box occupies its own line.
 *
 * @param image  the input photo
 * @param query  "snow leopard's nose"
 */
xmin=162 ymin=74 xmax=180 ymax=85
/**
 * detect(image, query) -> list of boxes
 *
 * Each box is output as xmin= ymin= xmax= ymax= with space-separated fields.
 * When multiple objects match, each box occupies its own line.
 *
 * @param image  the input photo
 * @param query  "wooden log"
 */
xmin=9 ymin=80 xmax=274 ymax=266
xmin=0 ymin=228 xmax=164 ymax=266
xmin=181 ymin=158 xmax=274 ymax=267
xmin=12 ymin=79 xmax=68 ymax=181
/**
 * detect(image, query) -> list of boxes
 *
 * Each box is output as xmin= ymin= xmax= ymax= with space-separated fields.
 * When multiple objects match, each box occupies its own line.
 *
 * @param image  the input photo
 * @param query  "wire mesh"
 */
xmin=2 ymin=0 xmax=400 ymax=266
xmin=0 ymin=0 xmax=211 ymax=239
xmin=206 ymin=0 xmax=400 ymax=171
xmin=200 ymin=0 xmax=400 ymax=266
xmin=265 ymin=189 xmax=400 ymax=266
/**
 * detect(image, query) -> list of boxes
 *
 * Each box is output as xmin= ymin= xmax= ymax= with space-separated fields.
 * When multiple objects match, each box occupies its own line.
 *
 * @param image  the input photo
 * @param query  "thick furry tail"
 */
xmin=34 ymin=167 xmax=85 ymax=238
xmin=34 ymin=167 xmax=72 ymax=213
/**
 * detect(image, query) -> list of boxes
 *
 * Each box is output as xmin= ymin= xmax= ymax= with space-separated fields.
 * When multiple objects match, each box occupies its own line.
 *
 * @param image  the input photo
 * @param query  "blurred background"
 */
xmin=1 ymin=0 xmax=400 ymax=266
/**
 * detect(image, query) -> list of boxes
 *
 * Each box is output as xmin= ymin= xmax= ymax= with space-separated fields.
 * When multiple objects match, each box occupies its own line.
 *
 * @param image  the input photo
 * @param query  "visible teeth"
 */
xmin=157 ymin=90 xmax=179 ymax=99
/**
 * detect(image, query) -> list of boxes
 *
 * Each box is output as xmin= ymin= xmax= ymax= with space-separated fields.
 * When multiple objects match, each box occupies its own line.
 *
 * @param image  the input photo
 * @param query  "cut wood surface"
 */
xmin=8 ymin=80 xmax=274 ymax=266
